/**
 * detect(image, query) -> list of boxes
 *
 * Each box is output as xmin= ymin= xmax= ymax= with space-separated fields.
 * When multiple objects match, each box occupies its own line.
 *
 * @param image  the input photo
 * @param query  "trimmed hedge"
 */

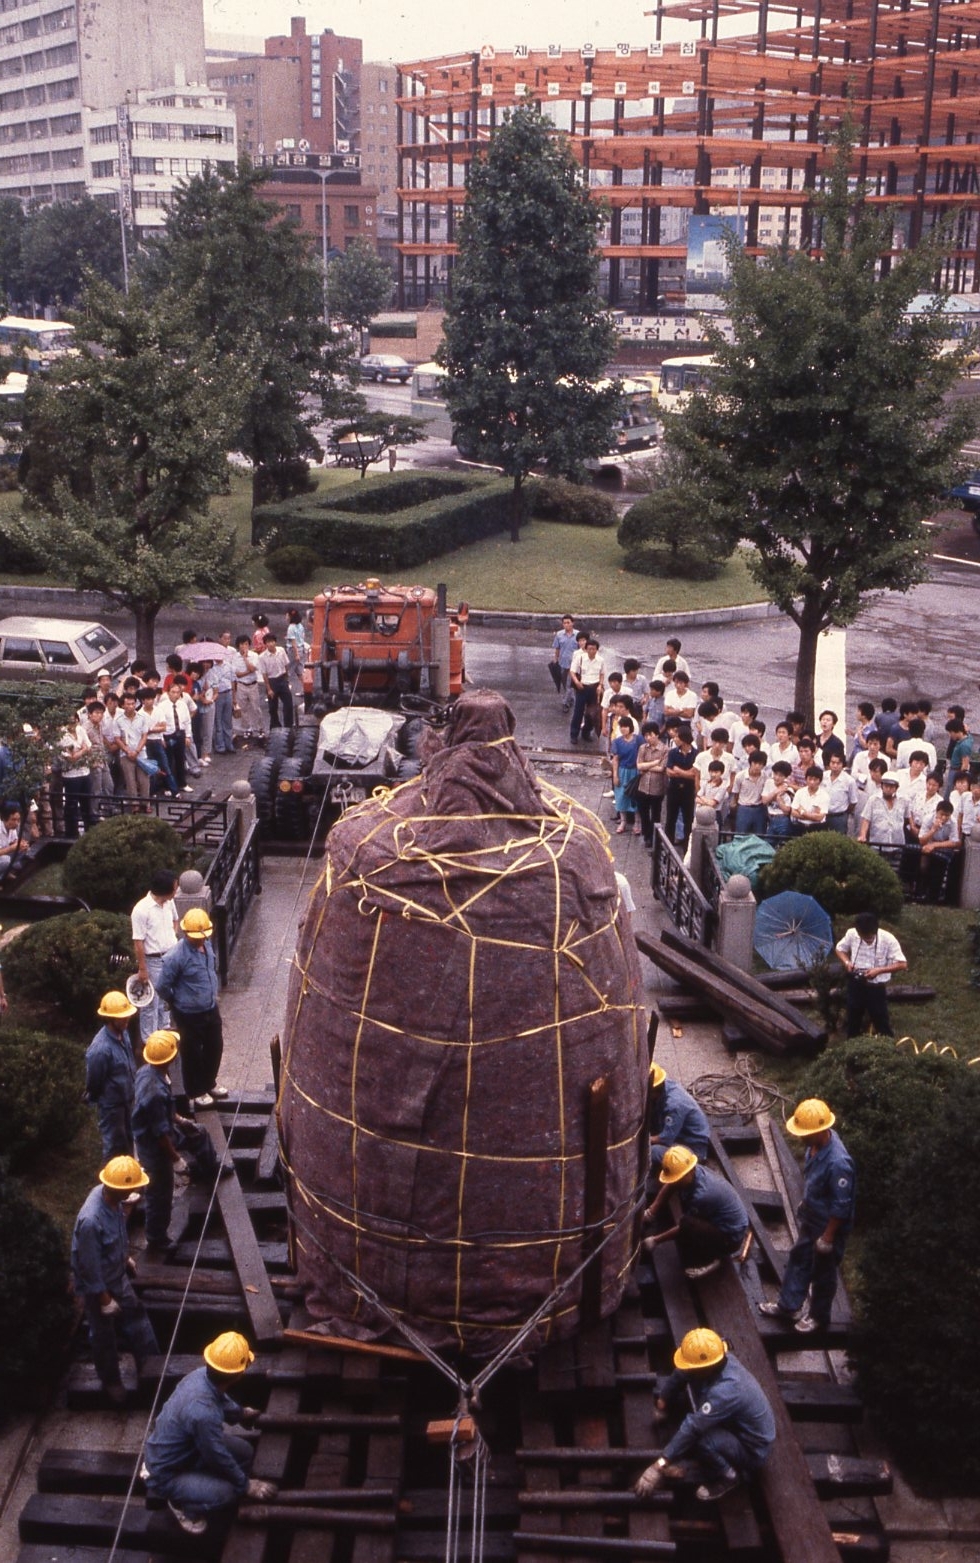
xmin=265 ymin=544 xmax=320 ymax=584
xmin=756 ymin=831 xmax=904 ymax=922
xmin=532 ymin=477 xmax=617 ymax=528
xmin=0 ymin=1025 xmax=86 ymax=1169
xmin=63 ymin=814 xmax=185 ymax=913
xmin=253 ymin=471 xmax=524 ymax=569
xmin=3 ymin=909 xmax=135 ymax=1017
xmin=0 ymin=1170 xmax=74 ymax=1406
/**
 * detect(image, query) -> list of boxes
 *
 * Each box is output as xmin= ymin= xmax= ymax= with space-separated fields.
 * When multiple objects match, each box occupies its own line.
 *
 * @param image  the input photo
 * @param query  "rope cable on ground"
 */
xmin=686 ymin=1053 xmax=793 ymax=1119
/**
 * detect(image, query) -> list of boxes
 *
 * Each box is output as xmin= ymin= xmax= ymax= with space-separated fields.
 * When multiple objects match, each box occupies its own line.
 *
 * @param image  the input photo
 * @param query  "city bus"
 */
xmin=0 ymin=316 xmax=75 ymax=376
xmin=409 ymin=362 xmax=658 ymax=473
xmin=656 ymin=354 xmax=718 ymax=416
xmin=0 ymin=372 xmax=27 ymax=469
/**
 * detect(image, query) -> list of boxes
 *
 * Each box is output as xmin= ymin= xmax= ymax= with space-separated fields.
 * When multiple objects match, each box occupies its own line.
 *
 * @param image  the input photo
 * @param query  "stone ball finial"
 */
xmin=695 ymin=805 xmax=718 ymax=827
xmin=725 ymin=873 xmax=752 ymax=900
xmin=179 ymin=869 xmax=205 ymax=894
xmin=231 ymin=779 xmax=253 ymax=800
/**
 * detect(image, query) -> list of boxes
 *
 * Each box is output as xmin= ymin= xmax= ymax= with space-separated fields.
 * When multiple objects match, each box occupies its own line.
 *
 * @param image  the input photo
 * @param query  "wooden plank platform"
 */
xmin=203 ymin=1114 xmax=283 ymax=1346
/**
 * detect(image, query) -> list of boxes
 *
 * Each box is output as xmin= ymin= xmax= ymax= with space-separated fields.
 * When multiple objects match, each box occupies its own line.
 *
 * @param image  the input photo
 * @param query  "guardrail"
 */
xmin=651 ymin=824 xmax=715 ymax=945
xmin=209 ymin=818 xmax=261 ymax=985
xmin=89 ymin=793 xmax=229 ymax=848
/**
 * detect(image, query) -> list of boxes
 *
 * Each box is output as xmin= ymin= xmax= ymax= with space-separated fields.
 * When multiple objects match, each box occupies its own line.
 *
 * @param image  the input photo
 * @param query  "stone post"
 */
xmin=174 ymin=869 xmax=212 ymax=927
xmin=227 ymin=778 xmax=256 ymax=845
xmin=716 ymin=871 xmax=756 ymax=969
xmin=689 ymin=805 xmax=720 ymax=896
xmin=959 ymin=831 xmax=980 ymax=910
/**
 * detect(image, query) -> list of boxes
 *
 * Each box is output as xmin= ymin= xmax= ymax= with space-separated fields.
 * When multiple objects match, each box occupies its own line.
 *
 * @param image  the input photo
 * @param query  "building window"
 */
xmin=90 ymin=122 xmax=118 ymax=144
xmin=344 ymin=204 xmax=358 ymax=226
xmin=132 ymin=156 xmax=163 ymax=175
xmin=285 ymin=203 xmax=302 ymax=222
xmin=91 ymin=158 xmax=116 ymax=178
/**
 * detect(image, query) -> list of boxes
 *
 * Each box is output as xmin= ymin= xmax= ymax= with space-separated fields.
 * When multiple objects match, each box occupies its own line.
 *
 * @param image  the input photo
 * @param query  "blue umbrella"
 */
xmin=754 ymin=891 xmax=834 ymax=972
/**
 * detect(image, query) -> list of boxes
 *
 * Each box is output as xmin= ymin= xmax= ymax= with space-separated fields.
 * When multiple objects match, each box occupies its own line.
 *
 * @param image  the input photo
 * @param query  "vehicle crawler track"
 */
xmin=15 ymin=1097 xmax=891 ymax=1563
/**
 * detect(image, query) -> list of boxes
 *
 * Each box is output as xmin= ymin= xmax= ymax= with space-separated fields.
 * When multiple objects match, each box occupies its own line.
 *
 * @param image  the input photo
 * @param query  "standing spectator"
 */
xmin=203 ymin=655 xmax=235 ymax=756
xmin=654 ymin=637 xmax=690 ymax=681
xmin=895 ymin=718 xmax=936 ymax=773
xmin=643 ymin=679 xmax=666 ymax=727
xmin=816 ymin=710 xmax=846 ymax=768
xmin=636 ymin=721 xmax=668 ymax=847
xmin=115 ymin=691 xmax=151 ymax=803
xmin=849 ymin=700 xmax=877 ymax=761
xmin=58 ymin=719 xmax=92 ymax=837
xmin=648 ymin=1062 xmax=711 ymax=1171
xmin=550 ymin=616 xmax=578 ymax=707
xmin=944 ymin=716 xmax=974 ymax=796
xmin=599 ymin=672 xmax=626 ymax=753
xmin=824 ymin=753 xmax=858 ymax=833
xmin=131 ymin=870 xmax=180 ymax=1043
xmin=85 ymin=990 xmax=139 ymax=1160
xmin=731 ymin=752 xmax=768 ymax=836
xmin=70 ymin=1156 xmax=159 ymax=1405
xmin=622 ymin=658 xmax=647 ymax=711
xmin=643 ymin=1146 xmax=749 ymax=1278
xmin=258 ymin=632 xmax=293 ymax=731
xmin=189 ymin=663 xmax=216 ymax=765
xmin=0 ymin=802 xmax=30 ymax=881
xmin=610 ymin=715 xmax=643 ymax=835
xmin=858 ymin=771 xmax=907 ymax=846
xmin=138 ymin=689 xmax=179 ymax=798
xmin=251 ymin=613 xmax=270 ymax=652
xmin=157 ymin=909 xmax=227 ymax=1109
xmin=696 ymin=759 xmax=730 ymax=824
xmin=767 ymin=720 xmax=799 ymax=770
xmin=664 ymin=723 xmax=698 ymax=849
xmin=230 ymin=636 xmax=265 ymax=744
xmin=663 ymin=669 xmax=698 ymax=725
xmin=568 ymin=636 xmax=605 ymax=744
xmin=82 ymin=701 xmax=116 ymax=803
xmin=759 ymin=1098 xmax=856 ymax=1334
xmin=918 ymin=799 xmax=961 ymax=901
xmin=634 ymin=1330 xmax=774 ymax=1503
xmin=728 ymin=701 xmax=758 ymax=754
xmin=789 ymin=765 xmax=830 ymax=834
xmin=762 ymin=761 xmax=795 ymax=840
xmin=874 ymin=696 xmax=902 ymax=749
xmin=834 ymin=911 xmax=907 ymax=1037
xmin=157 ymin=681 xmax=194 ymax=792
xmin=143 ymin=1334 xmax=276 ymax=1534
xmin=285 ymin=607 xmax=309 ymax=690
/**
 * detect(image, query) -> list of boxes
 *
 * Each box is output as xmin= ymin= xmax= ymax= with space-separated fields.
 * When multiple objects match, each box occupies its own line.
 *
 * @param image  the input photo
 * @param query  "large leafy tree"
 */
xmin=328 ymin=238 xmax=394 ymax=337
xmin=666 ymin=132 xmax=976 ymax=725
xmin=14 ymin=277 xmax=246 ymax=663
xmin=0 ymin=197 xmax=26 ymax=310
xmin=439 ymin=106 xmax=619 ymax=541
xmin=139 ymin=161 xmax=355 ymax=508
xmin=19 ymin=196 xmax=123 ymax=309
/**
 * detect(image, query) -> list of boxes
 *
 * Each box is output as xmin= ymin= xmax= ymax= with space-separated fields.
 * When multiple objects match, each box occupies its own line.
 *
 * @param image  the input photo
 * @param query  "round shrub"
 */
xmin=63 ymin=814 xmax=185 ymax=913
xmin=0 ymin=1026 xmax=86 ymax=1169
xmin=0 ymin=1170 xmax=74 ymax=1406
xmin=532 ymin=477 xmax=617 ymax=528
xmin=3 ymin=909 xmax=135 ymax=1018
xmin=756 ymin=831 xmax=903 ymax=922
xmin=264 ymin=543 xmax=321 ymax=585
xmin=618 ymin=488 xmax=735 ymax=579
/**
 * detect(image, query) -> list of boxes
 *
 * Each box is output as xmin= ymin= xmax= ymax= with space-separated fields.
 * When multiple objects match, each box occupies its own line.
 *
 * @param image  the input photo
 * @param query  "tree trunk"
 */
xmin=792 ymin=603 xmax=824 ymax=732
xmin=510 ymin=472 xmax=523 ymax=544
xmin=132 ymin=604 xmax=158 ymax=669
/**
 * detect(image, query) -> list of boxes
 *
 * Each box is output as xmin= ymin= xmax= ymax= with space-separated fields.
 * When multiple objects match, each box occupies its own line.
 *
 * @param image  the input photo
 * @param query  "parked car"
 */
xmin=0 ymin=617 xmax=129 ymax=683
xmin=947 ymin=469 xmax=980 ymax=533
xmin=359 ymin=353 xmax=412 ymax=384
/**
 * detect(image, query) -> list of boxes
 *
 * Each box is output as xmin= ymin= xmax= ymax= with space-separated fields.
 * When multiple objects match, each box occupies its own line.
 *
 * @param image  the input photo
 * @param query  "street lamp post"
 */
xmin=313 ymin=167 xmax=330 ymax=326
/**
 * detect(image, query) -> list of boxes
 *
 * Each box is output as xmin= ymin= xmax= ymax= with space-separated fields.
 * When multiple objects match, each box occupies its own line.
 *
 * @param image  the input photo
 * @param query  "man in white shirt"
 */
xmin=663 ymin=671 xmax=698 ymax=724
xmin=156 ymin=682 xmax=195 ymax=792
xmin=858 ymin=772 xmax=907 ymax=846
xmin=790 ymin=767 xmax=830 ymax=833
xmin=694 ymin=730 xmax=737 ymax=789
xmin=569 ymin=637 xmax=606 ymax=744
xmin=258 ymin=632 xmax=293 ymax=730
xmin=653 ymin=638 xmax=690 ymax=682
xmin=894 ymin=719 xmax=936 ymax=772
xmin=824 ymin=754 xmax=858 ymax=834
xmin=835 ymin=911 xmax=906 ymax=1036
xmin=115 ymin=693 xmax=151 ymax=801
xmin=231 ymin=635 xmax=266 ymax=742
xmin=131 ymin=870 xmax=181 ymax=1042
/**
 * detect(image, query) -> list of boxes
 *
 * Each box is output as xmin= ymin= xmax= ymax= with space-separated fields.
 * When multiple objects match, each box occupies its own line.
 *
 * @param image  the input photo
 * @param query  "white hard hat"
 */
xmin=125 ymin=974 xmax=156 ymax=1009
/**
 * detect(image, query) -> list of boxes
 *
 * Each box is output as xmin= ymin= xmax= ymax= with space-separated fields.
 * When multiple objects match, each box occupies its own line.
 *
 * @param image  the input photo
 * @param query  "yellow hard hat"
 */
xmin=786 ymin=1098 xmax=835 ymax=1137
xmin=98 ymin=990 xmax=138 ymax=1020
xmin=143 ymin=1030 xmax=180 ymax=1066
xmin=659 ymin=1145 xmax=698 ymax=1184
xmin=673 ymin=1327 xmax=727 ymax=1372
xmin=99 ymin=1155 xmax=150 ymax=1192
xmin=203 ymin=1332 xmax=256 ymax=1375
xmin=181 ymin=908 xmax=213 ymax=939
xmin=649 ymin=1061 xmax=666 ymax=1089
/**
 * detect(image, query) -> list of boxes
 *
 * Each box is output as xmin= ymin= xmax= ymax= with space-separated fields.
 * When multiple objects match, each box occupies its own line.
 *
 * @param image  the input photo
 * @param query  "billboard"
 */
xmin=686 ymin=213 xmax=744 ymax=310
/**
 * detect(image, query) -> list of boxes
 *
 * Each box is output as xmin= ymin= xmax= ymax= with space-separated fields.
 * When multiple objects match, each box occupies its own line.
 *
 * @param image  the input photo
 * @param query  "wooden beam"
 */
xmin=203 ymin=1114 xmax=283 ymax=1346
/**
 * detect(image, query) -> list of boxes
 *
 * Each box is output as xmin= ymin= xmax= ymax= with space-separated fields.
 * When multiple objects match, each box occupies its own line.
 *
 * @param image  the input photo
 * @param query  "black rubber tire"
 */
xmin=398 ymin=717 xmax=424 ymax=760
xmin=292 ymin=726 xmax=319 ymax=769
xmin=248 ymin=756 xmax=281 ymax=835
xmin=265 ymin=727 xmax=295 ymax=761
xmin=274 ymin=756 xmax=309 ymax=840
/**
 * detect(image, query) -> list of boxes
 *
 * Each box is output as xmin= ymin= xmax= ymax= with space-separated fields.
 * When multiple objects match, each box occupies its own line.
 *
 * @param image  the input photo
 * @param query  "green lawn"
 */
xmin=1 ymin=470 xmax=764 ymax=613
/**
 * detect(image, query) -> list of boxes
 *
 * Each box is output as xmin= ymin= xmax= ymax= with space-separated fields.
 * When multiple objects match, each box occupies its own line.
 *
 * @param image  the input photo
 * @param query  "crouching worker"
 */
xmin=634 ymin=1329 xmax=775 ymax=1504
xmin=133 ymin=1030 xmax=226 ymax=1260
xmin=643 ymin=1146 xmax=749 ymax=1279
xmin=70 ymin=1156 xmax=159 ymax=1406
xmin=144 ymin=1332 xmax=277 ymax=1535
xmin=648 ymin=1061 xmax=711 ymax=1172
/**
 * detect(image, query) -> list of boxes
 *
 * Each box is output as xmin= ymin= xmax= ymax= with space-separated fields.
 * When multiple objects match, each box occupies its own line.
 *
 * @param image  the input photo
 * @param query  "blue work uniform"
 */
xmin=70 ymin=1185 xmax=158 ymax=1390
xmin=777 ymin=1129 xmax=856 ymax=1325
xmin=157 ymin=936 xmax=223 ymax=1102
xmin=84 ymin=1024 xmax=137 ymax=1160
xmin=649 ymin=1079 xmax=711 ymax=1170
xmin=663 ymin=1352 xmax=775 ymax=1481
xmin=145 ymin=1366 xmax=254 ymax=1519
xmin=680 ymin=1165 xmax=749 ymax=1242
xmin=133 ymin=1064 xmax=176 ymax=1248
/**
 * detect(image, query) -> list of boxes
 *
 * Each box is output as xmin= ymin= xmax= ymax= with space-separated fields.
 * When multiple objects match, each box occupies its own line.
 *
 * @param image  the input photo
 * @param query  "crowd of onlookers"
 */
xmin=551 ymin=621 xmax=978 ymax=903
xmin=0 ymin=610 xmax=310 ymax=875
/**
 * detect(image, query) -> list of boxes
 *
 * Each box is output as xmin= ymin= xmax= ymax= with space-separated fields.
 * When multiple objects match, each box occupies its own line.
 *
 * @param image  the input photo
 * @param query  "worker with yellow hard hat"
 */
xmin=758 ymin=1098 xmax=856 ymax=1336
xmin=156 ymin=907 xmax=227 ymax=1110
xmin=634 ymin=1327 xmax=775 ymax=1505
xmin=84 ymin=990 xmax=139 ymax=1161
xmin=143 ymin=1332 xmax=277 ymax=1535
xmin=647 ymin=1060 xmax=711 ymax=1176
xmin=70 ymin=1156 xmax=159 ymax=1406
xmin=133 ymin=1030 xmax=228 ymax=1259
xmin=642 ymin=1145 xmax=749 ymax=1279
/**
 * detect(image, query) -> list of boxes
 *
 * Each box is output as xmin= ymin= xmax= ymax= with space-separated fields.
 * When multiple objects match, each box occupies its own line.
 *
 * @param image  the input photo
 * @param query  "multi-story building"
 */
xmin=85 ymin=79 xmax=236 ymax=242
xmin=0 ymin=0 xmax=205 ymax=204
xmin=263 ymin=16 xmax=361 ymax=158
xmin=251 ymin=152 xmax=376 ymax=261
xmin=206 ymin=54 xmax=300 ymax=163
xmin=359 ymin=62 xmax=398 ymax=268
xmin=396 ymin=6 xmax=980 ymax=307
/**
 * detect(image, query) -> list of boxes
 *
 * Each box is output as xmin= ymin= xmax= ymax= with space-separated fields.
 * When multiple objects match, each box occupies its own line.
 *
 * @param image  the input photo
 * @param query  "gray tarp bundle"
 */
xmin=280 ymin=689 xmax=648 ymax=1360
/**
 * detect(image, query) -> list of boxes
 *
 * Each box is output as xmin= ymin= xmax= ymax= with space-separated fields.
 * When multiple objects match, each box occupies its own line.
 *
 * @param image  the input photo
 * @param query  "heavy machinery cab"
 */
xmin=304 ymin=580 xmax=467 ymax=707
